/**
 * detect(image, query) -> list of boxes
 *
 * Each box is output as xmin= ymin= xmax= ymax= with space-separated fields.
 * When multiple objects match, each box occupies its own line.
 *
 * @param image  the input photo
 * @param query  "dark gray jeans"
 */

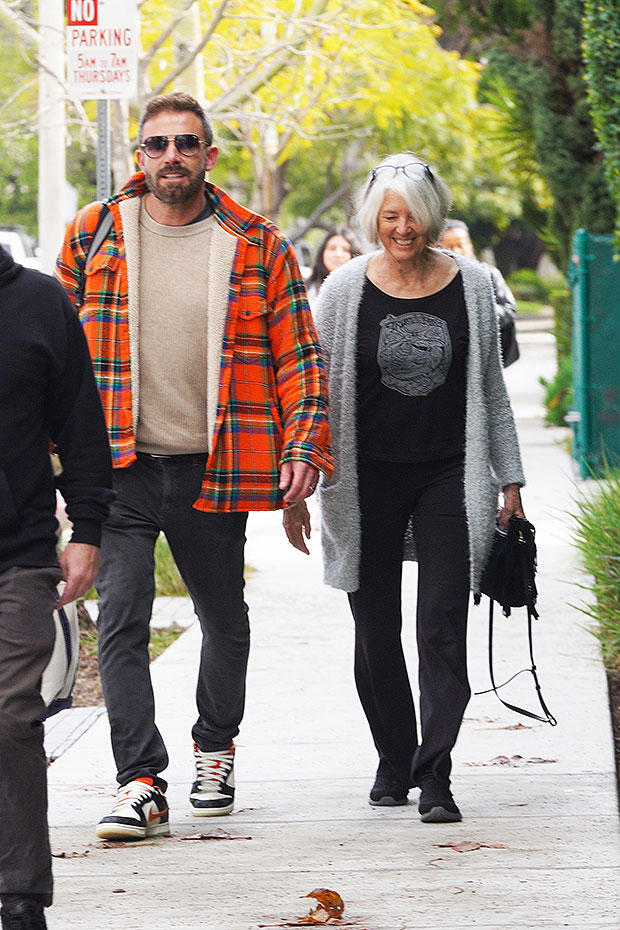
xmin=0 ymin=565 xmax=61 ymax=906
xmin=97 ymin=454 xmax=249 ymax=790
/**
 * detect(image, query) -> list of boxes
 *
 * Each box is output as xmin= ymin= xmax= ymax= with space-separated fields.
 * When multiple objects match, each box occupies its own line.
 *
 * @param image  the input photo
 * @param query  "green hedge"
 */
xmin=573 ymin=466 xmax=620 ymax=670
xmin=507 ymin=268 xmax=552 ymax=303
xmin=583 ymin=3 xmax=620 ymax=248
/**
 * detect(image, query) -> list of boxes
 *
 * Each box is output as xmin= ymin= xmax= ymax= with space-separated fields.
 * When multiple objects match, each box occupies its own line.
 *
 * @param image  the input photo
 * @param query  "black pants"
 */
xmin=348 ymin=455 xmax=471 ymax=789
xmin=97 ymin=454 xmax=249 ymax=790
xmin=0 ymin=565 xmax=61 ymax=906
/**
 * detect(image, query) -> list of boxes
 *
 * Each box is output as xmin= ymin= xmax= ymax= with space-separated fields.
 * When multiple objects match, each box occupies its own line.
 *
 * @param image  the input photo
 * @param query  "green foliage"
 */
xmin=573 ymin=466 xmax=620 ymax=671
xmin=82 ymin=534 xmax=187 ymax=599
xmin=539 ymin=278 xmax=573 ymax=425
xmin=0 ymin=22 xmax=38 ymax=236
xmin=432 ymin=0 xmax=615 ymax=268
xmin=79 ymin=617 xmax=184 ymax=664
xmin=154 ymin=535 xmax=187 ymax=597
xmin=506 ymin=268 xmax=551 ymax=302
xmin=515 ymin=299 xmax=549 ymax=316
xmin=549 ymin=281 xmax=572 ymax=362
xmin=149 ymin=625 xmax=185 ymax=660
xmin=540 ymin=354 xmax=573 ymax=426
xmin=582 ymin=2 xmax=620 ymax=248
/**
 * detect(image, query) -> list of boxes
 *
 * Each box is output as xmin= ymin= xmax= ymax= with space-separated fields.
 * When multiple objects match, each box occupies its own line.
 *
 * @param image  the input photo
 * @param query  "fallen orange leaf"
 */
xmin=303 ymin=890 xmax=345 ymax=919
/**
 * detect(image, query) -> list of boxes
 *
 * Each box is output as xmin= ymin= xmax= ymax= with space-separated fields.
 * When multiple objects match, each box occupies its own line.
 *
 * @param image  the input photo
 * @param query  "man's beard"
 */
xmin=144 ymin=162 xmax=205 ymax=205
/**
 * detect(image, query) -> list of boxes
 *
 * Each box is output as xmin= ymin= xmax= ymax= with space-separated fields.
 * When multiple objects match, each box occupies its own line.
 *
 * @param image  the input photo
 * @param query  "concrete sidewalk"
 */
xmin=46 ymin=319 xmax=620 ymax=929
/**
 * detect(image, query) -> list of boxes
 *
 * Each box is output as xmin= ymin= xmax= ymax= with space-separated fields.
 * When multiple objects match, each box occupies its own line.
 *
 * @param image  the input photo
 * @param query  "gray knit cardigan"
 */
xmin=314 ymin=252 xmax=525 ymax=594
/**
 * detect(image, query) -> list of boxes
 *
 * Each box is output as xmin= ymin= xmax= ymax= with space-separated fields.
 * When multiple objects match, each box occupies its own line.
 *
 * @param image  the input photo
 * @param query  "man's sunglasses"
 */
xmin=140 ymin=134 xmax=209 ymax=158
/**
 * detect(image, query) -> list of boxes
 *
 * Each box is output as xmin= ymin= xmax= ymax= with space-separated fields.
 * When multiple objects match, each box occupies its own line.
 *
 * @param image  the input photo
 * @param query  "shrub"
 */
xmin=506 ymin=268 xmax=552 ymax=303
xmin=549 ymin=281 xmax=572 ymax=363
xmin=583 ymin=3 xmax=620 ymax=250
xmin=573 ymin=466 xmax=620 ymax=671
xmin=540 ymin=355 xmax=573 ymax=427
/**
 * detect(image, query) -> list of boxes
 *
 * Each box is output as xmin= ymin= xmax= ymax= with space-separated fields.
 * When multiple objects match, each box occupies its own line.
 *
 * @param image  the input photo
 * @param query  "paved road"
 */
xmin=46 ymin=316 xmax=620 ymax=929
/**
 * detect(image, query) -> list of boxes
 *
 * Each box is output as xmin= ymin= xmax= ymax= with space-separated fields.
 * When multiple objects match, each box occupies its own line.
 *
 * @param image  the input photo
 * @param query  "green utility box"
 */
xmin=568 ymin=229 xmax=620 ymax=478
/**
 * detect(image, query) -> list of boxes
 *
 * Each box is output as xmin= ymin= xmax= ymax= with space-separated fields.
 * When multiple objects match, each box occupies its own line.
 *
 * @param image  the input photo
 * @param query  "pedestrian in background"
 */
xmin=439 ymin=219 xmax=519 ymax=366
xmin=0 ymin=245 xmax=113 ymax=930
xmin=56 ymin=92 xmax=332 ymax=842
xmin=284 ymin=152 xmax=525 ymax=823
xmin=306 ymin=228 xmax=361 ymax=308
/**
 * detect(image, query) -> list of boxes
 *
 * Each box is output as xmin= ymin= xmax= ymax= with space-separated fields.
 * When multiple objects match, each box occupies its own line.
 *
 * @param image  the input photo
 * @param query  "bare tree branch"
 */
xmin=140 ymin=0 xmax=197 ymax=74
xmin=210 ymin=0 xmax=333 ymax=114
xmin=289 ymin=138 xmax=365 ymax=240
xmin=0 ymin=0 xmax=97 ymax=146
xmin=150 ymin=0 xmax=231 ymax=97
xmin=290 ymin=182 xmax=354 ymax=243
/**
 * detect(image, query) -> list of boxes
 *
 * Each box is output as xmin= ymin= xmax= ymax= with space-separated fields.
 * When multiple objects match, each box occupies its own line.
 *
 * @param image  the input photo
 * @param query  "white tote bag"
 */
xmin=41 ymin=595 xmax=80 ymax=718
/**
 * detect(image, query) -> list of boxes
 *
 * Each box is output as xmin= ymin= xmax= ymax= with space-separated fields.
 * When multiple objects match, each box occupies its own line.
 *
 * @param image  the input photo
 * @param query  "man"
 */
xmin=56 ymin=92 xmax=332 ymax=841
xmin=439 ymin=219 xmax=519 ymax=366
xmin=0 ymin=246 xmax=113 ymax=929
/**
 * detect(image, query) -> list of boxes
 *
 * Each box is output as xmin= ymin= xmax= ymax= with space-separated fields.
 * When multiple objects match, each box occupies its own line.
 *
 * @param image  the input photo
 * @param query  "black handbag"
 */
xmin=475 ymin=516 xmax=557 ymax=725
xmin=499 ymin=313 xmax=520 ymax=367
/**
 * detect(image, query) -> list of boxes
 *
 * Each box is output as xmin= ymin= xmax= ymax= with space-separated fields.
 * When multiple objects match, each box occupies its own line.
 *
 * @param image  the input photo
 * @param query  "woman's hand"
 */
xmin=498 ymin=483 xmax=525 ymax=530
xmin=283 ymin=501 xmax=312 ymax=554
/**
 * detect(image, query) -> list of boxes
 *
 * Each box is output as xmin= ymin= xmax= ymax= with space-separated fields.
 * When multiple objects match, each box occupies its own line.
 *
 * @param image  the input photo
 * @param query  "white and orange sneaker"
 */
xmin=189 ymin=742 xmax=235 ymax=816
xmin=96 ymin=777 xmax=170 ymax=840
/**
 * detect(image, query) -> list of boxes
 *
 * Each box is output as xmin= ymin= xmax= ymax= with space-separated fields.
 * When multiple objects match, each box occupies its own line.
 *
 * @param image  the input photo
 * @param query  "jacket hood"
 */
xmin=0 ymin=244 xmax=23 ymax=287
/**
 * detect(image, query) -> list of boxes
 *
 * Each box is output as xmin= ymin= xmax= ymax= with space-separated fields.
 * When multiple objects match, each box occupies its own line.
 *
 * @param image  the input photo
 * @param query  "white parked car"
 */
xmin=0 ymin=227 xmax=42 ymax=271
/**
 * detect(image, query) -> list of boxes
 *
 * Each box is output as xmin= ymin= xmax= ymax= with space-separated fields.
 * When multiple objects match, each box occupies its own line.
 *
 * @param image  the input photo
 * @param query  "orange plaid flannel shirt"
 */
xmin=56 ymin=173 xmax=333 ymax=511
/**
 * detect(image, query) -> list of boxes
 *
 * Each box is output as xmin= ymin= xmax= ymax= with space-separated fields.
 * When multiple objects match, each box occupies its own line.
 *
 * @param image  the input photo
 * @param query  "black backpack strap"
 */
xmin=74 ymin=203 xmax=113 ymax=309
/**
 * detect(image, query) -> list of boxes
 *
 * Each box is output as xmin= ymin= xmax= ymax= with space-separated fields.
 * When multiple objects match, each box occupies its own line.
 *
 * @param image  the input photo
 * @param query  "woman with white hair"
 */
xmin=284 ymin=153 xmax=526 ymax=823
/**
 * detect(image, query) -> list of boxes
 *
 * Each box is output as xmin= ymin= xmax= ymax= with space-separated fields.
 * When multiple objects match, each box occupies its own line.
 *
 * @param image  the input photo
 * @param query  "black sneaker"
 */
xmin=418 ymin=774 xmax=462 ymax=823
xmin=189 ymin=742 xmax=235 ymax=816
xmin=369 ymin=758 xmax=409 ymax=806
xmin=96 ymin=777 xmax=170 ymax=840
xmin=0 ymin=899 xmax=47 ymax=930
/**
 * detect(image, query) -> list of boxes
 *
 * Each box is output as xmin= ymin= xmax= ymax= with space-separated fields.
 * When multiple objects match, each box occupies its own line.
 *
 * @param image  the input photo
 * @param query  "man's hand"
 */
xmin=279 ymin=461 xmax=319 ymax=503
xmin=498 ymin=483 xmax=525 ymax=530
xmin=57 ymin=542 xmax=100 ymax=607
xmin=283 ymin=501 xmax=311 ymax=555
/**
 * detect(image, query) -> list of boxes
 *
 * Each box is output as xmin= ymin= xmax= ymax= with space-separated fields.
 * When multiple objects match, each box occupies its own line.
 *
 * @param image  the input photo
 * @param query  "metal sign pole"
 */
xmin=96 ymin=100 xmax=111 ymax=201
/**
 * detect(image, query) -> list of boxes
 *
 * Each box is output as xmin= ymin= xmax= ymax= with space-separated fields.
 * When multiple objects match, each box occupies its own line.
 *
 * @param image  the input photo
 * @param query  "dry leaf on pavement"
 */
xmin=178 ymin=828 xmax=252 ymax=841
xmin=466 ymin=754 xmax=556 ymax=768
xmin=258 ymin=888 xmax=353 ymax=927
xmin=434 ymin=840 xmax=508 ymax=853
xmin=52 ymin=850 xmax=89 ymax=859
xmin=303 ymin=890 xmax=345 ymax=919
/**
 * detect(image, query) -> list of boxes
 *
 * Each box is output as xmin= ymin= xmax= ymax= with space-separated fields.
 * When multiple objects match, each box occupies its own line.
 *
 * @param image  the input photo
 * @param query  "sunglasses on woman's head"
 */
xmin=367 ymin=161 xmax=434 ymax=192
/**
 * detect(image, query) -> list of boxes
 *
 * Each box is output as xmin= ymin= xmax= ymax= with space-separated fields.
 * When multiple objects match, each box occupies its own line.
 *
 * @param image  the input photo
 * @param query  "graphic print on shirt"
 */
xmin=377 ymin=312 xmax=452 ymax=396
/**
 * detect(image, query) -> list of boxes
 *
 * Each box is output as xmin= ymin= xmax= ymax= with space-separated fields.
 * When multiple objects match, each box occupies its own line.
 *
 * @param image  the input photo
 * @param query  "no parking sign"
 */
xmin=66 ymin=0 xmax=138 ymax=99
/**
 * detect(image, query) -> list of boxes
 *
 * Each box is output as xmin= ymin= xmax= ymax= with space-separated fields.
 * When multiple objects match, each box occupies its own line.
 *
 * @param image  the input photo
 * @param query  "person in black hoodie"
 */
xmin=0 ymin=245 xmax=113 ymax=930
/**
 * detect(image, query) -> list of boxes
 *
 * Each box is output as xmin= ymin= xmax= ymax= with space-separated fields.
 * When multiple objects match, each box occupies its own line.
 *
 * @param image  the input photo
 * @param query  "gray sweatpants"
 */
xmin=0 ymin=565 xmax=61 ymax=906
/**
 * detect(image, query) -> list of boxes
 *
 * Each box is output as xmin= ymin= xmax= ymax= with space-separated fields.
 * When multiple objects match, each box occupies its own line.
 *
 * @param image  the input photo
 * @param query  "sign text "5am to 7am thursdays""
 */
xmin=66 ymin=0 xmax=137 ymax=100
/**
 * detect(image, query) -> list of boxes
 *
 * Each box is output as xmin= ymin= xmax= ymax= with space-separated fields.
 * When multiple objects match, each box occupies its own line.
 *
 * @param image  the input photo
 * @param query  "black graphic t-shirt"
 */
xmin=356 ymin=273 xmax=468 ymax=462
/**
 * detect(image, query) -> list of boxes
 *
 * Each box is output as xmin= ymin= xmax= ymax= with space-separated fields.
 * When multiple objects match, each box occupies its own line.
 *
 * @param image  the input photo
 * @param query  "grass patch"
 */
xmin=153 ymin=534 xmax=187 ymax=596
xmin=517 ymin=299 xmax=551 ymax=316
xmin=82 ymin=534 xmax=187 ymax=599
